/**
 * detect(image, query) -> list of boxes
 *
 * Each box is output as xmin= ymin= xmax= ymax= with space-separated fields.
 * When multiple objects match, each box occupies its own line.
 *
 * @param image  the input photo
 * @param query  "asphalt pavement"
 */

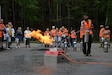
xmin=0 ymin=43 xmax=112 ymax=75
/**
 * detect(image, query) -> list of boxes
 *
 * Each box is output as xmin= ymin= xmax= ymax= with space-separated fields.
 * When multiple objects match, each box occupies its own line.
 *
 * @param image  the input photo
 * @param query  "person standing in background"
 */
xmin=44 ymin=28 xmax=50 ymax=47
xmin=99 ymin=25 xmax=105 ymax=48
xmin=15 ymin=27 xmax=23 ymax=48
xmin=24 ymin=27 xmax=31 ymax=48
xmin=0 ymin=19 xmax=6 ymax=51
xmin=70 ymin=29 xmax=77 ymax=47
xmin=7 ymin=22 xmax=15 ymax=48
xmin=5 ymin=24 xmax=11 ymax=49
xmin=50 ymin=26 xmax=57 ymax=47
xmin=11 ymin=24 xmax=15 ymax=48
xmin=62 ymin=27 xmax=70 ymax=47
xmin=57 ymin=28 xmax=63 ymax=47
xmin=103 ymin=26 xmax=111 ymax=48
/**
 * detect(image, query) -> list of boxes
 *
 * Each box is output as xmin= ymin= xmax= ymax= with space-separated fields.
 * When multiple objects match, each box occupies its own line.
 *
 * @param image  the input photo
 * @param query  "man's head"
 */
xmin=0 ymin=19 xmax=4 ymax=24
xmin=27 ymin=27 xmax=30 ymax=30
xmin=52 ymin=26 xmax=55 ymax=29
xmin=18 ymin=27 xmax=22 ymax=31
xmin=46 ymin=28 xmax=49 ymax=31
xmin=100 ymin=25 xmax=104 ymax=28
xmin=105 ymin=26 xmax=109 ymax=30
xmin=83 ymin=14 xmax=89 ymax=20
xmin=8 ymin=22 xmax=13 ymax=27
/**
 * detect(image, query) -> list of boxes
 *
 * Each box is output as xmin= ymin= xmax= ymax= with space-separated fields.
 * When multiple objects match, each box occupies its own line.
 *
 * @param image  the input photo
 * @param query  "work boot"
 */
xmin=99 ymin=44 xmax=102 ymax=48
xmin=0 ymin=47 xmax=2 ymax=52
xmin=88 ymin=54 xmax=92 ymax=56
xmin=108 ymin=44 xmax=110 ymax=48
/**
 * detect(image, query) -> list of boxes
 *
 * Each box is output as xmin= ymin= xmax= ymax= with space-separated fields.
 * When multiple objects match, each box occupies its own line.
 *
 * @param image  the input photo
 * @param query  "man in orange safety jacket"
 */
xmin=50 ymin=26 xmax=57 ymax=47
xmin=99 ymin=25 xmax=105 ymax=47
xmin=70 ymin=29 xmax=77 ymax=47
xmin=80 ymin=14 xmax=94 ymax=56
xmin=0 ymin=19 xmax=6 ymax=51
xmin=103 ymin=26 xmax=111 ymax=48
xmin=44 ymin=28 xmax=50 ymax=47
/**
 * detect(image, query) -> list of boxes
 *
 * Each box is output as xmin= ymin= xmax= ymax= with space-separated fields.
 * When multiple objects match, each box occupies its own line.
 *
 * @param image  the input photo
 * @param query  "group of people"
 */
xmin=79 ymin=14 xmax=111 ymax=56
xmin=43 ymin=14 xmax=94 ymax=56
xmin=0 ymin=14 xmax=111 ymax=56
xmin=44 ymin=26 xmax=77 ymax=48
xmin=0 ymin=19 xmax=31 ymax=51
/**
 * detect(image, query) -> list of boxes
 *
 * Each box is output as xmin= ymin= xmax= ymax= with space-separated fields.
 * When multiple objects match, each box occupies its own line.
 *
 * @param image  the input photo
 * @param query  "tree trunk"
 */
xmin=59 ymin=1 xmax=62 ymax=26
xmin=4 ymin=3 xmax=8 ymax=23
xmin=12 ymin=0 xmax=15 ymax=27
xmin=48 ymin=0 xmax=52 ymax=27
xmin=57 ymin=2 xmax=59 ymax=26
xmin=21 ymin=2 xmax=24 ymax=29
xmin=67 ymin=0 xmax=70 ymax=29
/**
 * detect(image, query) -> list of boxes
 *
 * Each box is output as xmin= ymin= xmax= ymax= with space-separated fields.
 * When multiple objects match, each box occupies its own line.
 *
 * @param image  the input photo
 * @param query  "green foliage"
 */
xmin=15 ymin=0 xmax=39 ymax=27
xmin=0 ymin=0 xmax=112 ymax=40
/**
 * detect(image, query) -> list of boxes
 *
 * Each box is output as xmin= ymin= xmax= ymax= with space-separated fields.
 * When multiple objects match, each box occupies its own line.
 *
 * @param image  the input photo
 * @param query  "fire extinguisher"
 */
xmin=80 ymin=40 xmax=83 ymax=51
xmin=73 ymin=41 xmax=77 ymax=51
xmin=63 ymin=39 xmax=68 ymax=51
xmin=84 ymin=30 xmax=89 ymax=43
xmin=104 ymin=39 xmax=108 ymax=52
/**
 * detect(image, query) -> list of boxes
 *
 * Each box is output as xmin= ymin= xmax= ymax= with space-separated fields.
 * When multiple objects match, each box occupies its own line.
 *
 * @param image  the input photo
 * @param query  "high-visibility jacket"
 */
xmin=62 ymin=28 xmax=66 ymax=33
xmin=50 ymin=29 xmax=57 ymax=37
xmin=65 ymin=29 xmax=69 ymax=36
xmin=65 ymin=32 xmax=69 ymax=37
xmin=81 ymin=19 xmax=93 ymax=35
xmin=62 ymin=28 xmax=69 ymax=37
xmin=44 ymin=31 xmax=50 ymax=36
xmin=80 ymin=21 xmax=85 ymax=35
xmin=89 ymin=29 xmax=93 ymax=35
xmin=0 ymin=24 xmax=5 ymax=30
xmin=0 ymin=31 xmax=2 ymax=38
xmin=103 ymin=30 xmax=111 ymax=38
xmin=58 ymin=30 xmax=63 ymax=37
xmin=0 ymin=24 xmax=5 ymax=37
xmin=99 ymin=28 xmax=105 ymax=37
xmin=80 ymin=30 xmax=83 ymax=39
xmin=71 ymin=30 xmax=77 ymax=38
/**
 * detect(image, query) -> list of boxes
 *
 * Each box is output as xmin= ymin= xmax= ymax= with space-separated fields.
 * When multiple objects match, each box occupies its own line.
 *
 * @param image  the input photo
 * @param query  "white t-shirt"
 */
xmin=11 ymin=28 xmax=15 ymax=37
xmin=5 ymin=28 xmax=15 ymax=37
xmin=5 ymin=28 xmax=10 ymax=37
xmin=24 ymin=30 xmax=31 ymax=38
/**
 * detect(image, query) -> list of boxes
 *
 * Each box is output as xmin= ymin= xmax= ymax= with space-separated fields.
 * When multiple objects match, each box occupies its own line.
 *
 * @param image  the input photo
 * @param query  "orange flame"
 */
xmin=30 ymin=30 xmax=53 ymax=45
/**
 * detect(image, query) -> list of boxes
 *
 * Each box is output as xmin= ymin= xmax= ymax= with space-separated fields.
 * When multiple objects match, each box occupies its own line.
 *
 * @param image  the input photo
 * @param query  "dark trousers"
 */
xmin=71 ymin=38 xmax=76 ymax=47
xmin=82 ymin=35 xmax=92 ymax=55
xmin=25 ymin=38 xmax=30 ymax=45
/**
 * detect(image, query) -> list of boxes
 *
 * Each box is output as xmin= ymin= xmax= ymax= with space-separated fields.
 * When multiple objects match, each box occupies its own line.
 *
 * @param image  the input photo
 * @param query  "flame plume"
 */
xmin=30 ymin=30 xmax=53 ymax=45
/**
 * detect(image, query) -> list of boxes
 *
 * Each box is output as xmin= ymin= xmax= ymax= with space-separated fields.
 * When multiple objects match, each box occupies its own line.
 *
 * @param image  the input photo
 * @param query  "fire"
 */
xmin=30 ymin=30 xmax=53 ymax=45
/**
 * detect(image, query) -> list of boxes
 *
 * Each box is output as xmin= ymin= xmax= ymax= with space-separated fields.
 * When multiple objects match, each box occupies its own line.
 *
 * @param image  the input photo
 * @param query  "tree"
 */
xmin=0 ymin=0 xmax=112 ymax=40
xmin=15 ymin=0 xmax=39 ymax=29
